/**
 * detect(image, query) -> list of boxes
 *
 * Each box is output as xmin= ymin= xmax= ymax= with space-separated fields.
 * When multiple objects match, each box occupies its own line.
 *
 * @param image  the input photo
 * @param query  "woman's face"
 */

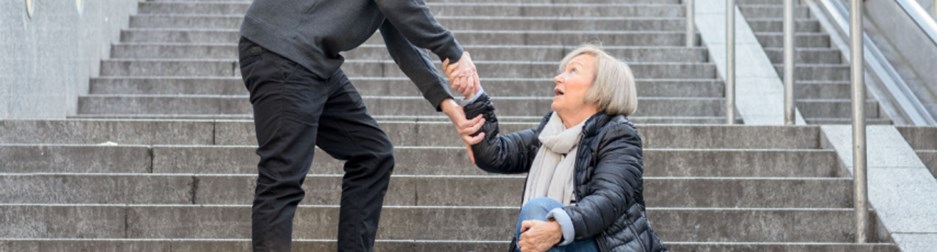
xmin=552 ymin=54 xmax=597 ymax=115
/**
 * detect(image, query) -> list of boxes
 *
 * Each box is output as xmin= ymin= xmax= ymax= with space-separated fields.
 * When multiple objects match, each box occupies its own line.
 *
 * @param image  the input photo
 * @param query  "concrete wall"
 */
xmin=0 ymin=0 xmax=138 ymax=119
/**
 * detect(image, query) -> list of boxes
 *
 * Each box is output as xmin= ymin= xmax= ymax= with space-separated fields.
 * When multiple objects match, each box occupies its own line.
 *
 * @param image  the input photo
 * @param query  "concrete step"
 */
xmin=738 ymin=5 xmax=811 ymax=19
xmin=89 ymin=77 xmax=723 ymax=98
xmin=796 ymin=99 xmax=880 ymax=119
xmin=68 ymin=114 xmax=731 ymax=125
xmin=804 ymin=117 xmax=894 ymax=125
xmin=110 ymin=43 xmax=710 ymax=63
xmin=668 ymin=242 xmax=898 ymax=252
xmin=916 ymin=150 xmax=937 ymax=179
xmin=120 ymin=29 xmax=694 ymax=46
xmin=795 ymin=81 xmax=852 ymax=99
xmin=775 ymin=64 xmax=850 ymax=81
xmin=0 ymin=120 xmax=825 ymax=149
xmin=0 ymin=239 xmax=902 ymax=252
xmin=896 ymin=126 xmax=937 ymax=150
xmin=0 ymin=174 xmax=853 ymax=208
xmin=0 ymin=204 xmax=879 ymax=242
xmin=746 ymin=19 xmax=821 ymax=33
xmin=764 ymin=48 xmax=842 ymax=64
xmin=136 ymin=3 xmax=687 ymax=17
xmin=77 ymin=95 xmax=726 ymax=117
xmin=129 ymin=15 xmax=689 ymax=31
xmin=756 ymin=32 xmax=831 ymax=49
xmin=1 ymin=145 xmax=839 ymax=177
xmin=98 ymin=59 xmax=718 ymax=79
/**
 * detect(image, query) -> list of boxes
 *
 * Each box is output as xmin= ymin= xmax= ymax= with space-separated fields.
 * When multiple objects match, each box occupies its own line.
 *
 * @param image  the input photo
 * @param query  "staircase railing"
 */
xmin=686 ymin=0 xmax=872 ymax=242
xmin=848 ymin=0 xmax=869 ymax=243
xmin=726 ymin=0 xmax=736 ymax=125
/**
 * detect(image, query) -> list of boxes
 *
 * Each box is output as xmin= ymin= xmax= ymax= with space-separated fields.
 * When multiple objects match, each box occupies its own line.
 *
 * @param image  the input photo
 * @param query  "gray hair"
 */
xmin=558 ymin=45 xmax=638 ymax=116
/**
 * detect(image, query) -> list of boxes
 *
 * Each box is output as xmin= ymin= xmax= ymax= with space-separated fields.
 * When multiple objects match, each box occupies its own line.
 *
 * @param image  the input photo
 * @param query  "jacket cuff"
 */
xmin=547 ymin=208 xmax=575 ymax=246
xmin=462 ymin=93 xmax=491 ymax=119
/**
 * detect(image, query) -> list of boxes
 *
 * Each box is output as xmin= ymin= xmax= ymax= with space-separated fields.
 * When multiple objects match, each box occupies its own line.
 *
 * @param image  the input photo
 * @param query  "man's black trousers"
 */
xmin=239 ymin=37 xmax=395 ymax=252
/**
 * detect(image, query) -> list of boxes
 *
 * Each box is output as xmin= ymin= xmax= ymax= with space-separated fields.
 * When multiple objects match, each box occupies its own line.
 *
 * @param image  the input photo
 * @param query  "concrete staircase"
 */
xmin=736 ymin=0 xmax=892 ymax=125
xmin=0 ymin=0 xmax=900 ymax=251
xmin=898 ymin=126 xmax=937 ymax=179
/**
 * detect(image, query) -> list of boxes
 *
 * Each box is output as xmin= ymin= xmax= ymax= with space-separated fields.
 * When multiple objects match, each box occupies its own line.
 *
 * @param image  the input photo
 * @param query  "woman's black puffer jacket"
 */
xmin=464 ymin=94 xmax=667 ymax=252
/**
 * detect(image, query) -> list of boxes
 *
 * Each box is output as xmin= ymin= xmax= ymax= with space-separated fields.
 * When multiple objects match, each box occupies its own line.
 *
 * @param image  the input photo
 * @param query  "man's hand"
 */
xmin=440 ymin=99 xmax=485 ymax=163
xmin=518 ymin=220 xmax=563 ymax=252
xmin=442 ymin=52 xmax=480 ymax=99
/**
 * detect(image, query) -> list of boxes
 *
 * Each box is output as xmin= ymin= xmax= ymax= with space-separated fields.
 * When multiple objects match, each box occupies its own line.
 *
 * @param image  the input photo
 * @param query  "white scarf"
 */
xmin=523 ymin=113 xmax=585 ymax=206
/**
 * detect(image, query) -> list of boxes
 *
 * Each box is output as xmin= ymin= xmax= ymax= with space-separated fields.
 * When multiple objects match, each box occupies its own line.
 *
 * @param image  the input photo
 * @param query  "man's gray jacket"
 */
xmin=240 ymin=0 xmax=463 ymax=110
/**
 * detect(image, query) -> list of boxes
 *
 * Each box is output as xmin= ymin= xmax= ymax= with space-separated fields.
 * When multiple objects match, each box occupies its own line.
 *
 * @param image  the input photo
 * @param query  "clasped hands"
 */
xmin=439 ymin=52 xmax=486 ymax=163
xmin=439 ymin=52 xmax=563 ymax=251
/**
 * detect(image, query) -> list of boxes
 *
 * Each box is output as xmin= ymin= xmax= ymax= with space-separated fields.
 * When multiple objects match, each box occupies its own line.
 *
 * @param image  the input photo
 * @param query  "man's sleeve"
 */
xmin=374 ymin=0 xmax=464 ymax=63
xmin=379 ymin=21 xmax=453 ymax=111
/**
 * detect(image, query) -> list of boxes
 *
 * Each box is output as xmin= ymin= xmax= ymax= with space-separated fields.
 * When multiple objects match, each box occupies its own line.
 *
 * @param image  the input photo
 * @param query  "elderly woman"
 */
xmin=457 ymin=46 xmax=667 ymax=252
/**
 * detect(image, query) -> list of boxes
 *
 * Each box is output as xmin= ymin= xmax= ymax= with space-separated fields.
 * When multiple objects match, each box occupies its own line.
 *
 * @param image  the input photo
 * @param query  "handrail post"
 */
xmin=850 ymin=0 xmax=869 ymax=244
xmin=686 ymin=0 xmax=696 ymax=47
xmin=784 ymin=0 xmax=795 ymax=125
xmin=726 ymin=0 xmax=736 ymax=125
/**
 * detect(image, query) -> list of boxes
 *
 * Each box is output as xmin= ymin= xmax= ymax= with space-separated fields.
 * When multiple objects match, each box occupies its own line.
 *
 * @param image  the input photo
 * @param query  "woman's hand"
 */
xmin=518 ymin=220 xmax=563 ymax=252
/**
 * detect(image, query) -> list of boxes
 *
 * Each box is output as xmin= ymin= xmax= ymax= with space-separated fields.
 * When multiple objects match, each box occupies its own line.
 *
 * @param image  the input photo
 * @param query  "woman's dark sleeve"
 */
xmin=565 ymin=122 xmax=645 ymax=239
xmin=463 ymin=94 xmax=539 ymax=174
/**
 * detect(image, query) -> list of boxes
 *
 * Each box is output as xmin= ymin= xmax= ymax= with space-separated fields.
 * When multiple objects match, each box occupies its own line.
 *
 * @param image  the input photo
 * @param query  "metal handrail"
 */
xmin=687 ymin=0 xmax=696 ymax=47
xmin=726 ymin=0 xmax=736 ymax=125
xmin=821 ymin=0 xmax=937 ymax=125
xmin=784 ymin=0 xmax=795 ymax=125
xmin=849 ymin=0 xmax=869 ymax=244
xmin=896 ymin=0 xmax=937 ymax=46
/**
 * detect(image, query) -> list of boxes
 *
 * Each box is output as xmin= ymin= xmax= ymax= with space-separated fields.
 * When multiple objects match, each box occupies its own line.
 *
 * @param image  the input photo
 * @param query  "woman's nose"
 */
xmin=553 ymin=73 xmax=564 ymax=84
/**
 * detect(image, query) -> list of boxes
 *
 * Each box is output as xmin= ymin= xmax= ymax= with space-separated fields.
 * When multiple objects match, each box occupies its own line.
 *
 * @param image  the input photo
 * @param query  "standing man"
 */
xmin=238 ymin=0 xmax=482 ymax=251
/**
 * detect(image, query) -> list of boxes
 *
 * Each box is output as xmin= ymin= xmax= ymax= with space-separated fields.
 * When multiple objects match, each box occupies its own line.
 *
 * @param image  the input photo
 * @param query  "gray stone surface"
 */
xmin=136 ymin=2 xmax=686 ymax=17
xmin=0 ymin=0 xmax=910 ymax=249
xmin=666 ymin=242 xmax=899 ymax=252
xmin=0 ymin=120 xmax=214 ymax=145
xmin=112 ymin=43 xmax=709 ymax=63
xmin=0 ymin=205 xmax=125 ymax=238
xmin=797 ymin=100 xmax=880 ymax=118
xmin=188 ymin=175 xmax=851 ymax=208
xmin=918 ymin=150 xmax=937 ymax=178
xmin=756 ymin=33 xmax=832 ymax=48
xmin=0 ymin=239 xmax=901 ymax=252
xmin=153 ymin=146 xmax=839 ymax=176
xmin=120 ymin=29 xmax=692 ymax=46
xmin=0 ymin=0 xmax=137 ymax=119
xmin=822 ymin=125 xmax=937 ymax=249
xmin=0 ymin=174 xmax=193 ymax=204
xmin=0 ymin=204 xmax=878 ymax=242
xmin=892 ymin=233 xmax=937 ymax=252
xmin=96 ymin=59 xmax=716 ymax=79
xmin=645 ymin=149 xmax=841 ymax=177
xmin=215 ymin=121 xmax=825 ymax=148
xmin=90 ymin=76 xmax=723 ymax=97
xmin=747 ymin=19 xmax=822 ymax=33
xmin=0 ymin=145 xmax=150 ymax=173
xmin=764 ymin=48 xmax=843 ymax=64
xmin=130 ymin=15 xmax=690 ymax=32
xmin=77 ymin=95 xmax=725 ymax=117
xmin=897 ymin=126 xmax=937 ymax=150
xmin=695 ymin=0 xmax=808 ymax=125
